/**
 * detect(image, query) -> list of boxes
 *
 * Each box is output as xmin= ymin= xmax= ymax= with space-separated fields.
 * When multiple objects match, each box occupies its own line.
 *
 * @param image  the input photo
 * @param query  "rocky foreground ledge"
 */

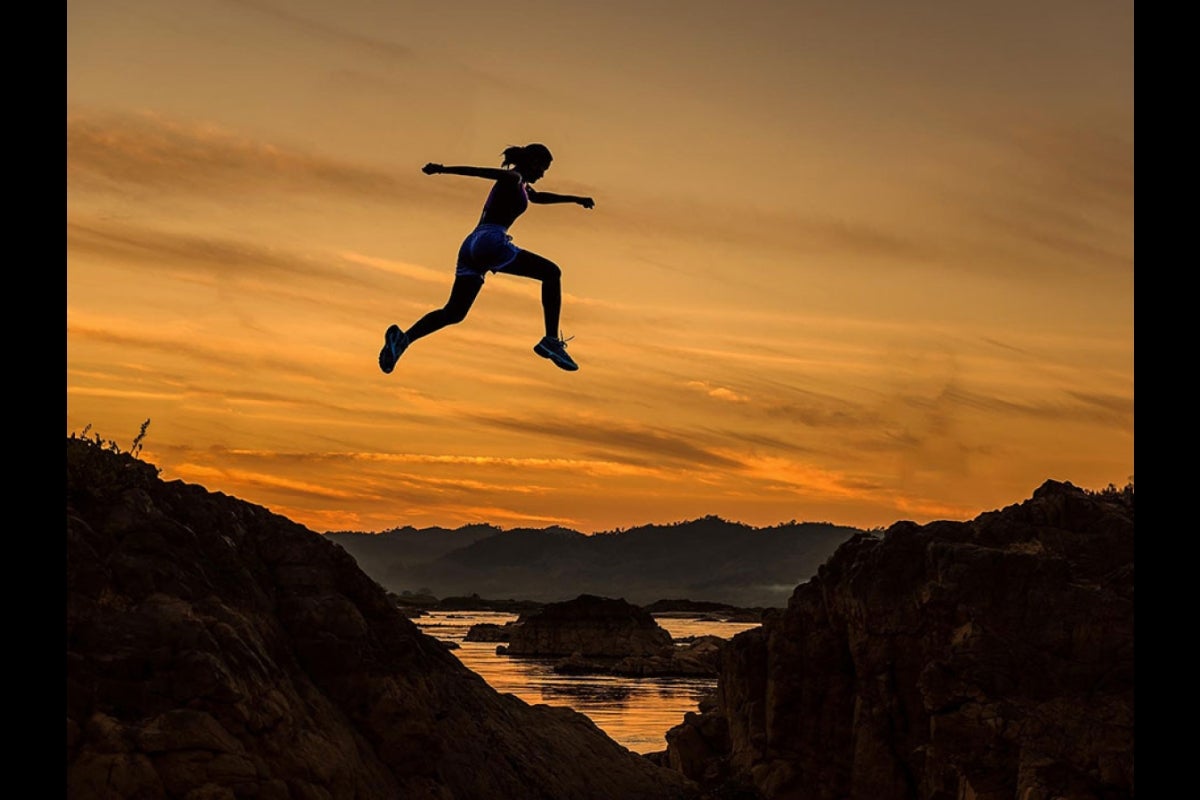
xmin=66 ymin=438 xmax=696 ymax=800
xmin=659 ymin=480 xmax=1134 ymax=800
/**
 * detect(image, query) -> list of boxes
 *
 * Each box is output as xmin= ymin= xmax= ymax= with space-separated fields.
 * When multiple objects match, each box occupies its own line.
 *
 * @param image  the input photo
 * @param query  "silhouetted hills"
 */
xmin=66 ymin=437 xmax=696 ymax=799
xmin=443 ymin=526 xmax=589 ymax=568
xmin=659 ymin=479 xmax=1134 ymax=799
xmin=328 ymin=515 xmax=861 ymax=607
xmin=326 ymin=523 xmax=502 ymax=569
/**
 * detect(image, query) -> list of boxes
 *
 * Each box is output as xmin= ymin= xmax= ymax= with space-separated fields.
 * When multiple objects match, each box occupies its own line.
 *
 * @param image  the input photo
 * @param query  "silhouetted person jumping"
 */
xmin=378 ymin=143 xmax=594 ymax=374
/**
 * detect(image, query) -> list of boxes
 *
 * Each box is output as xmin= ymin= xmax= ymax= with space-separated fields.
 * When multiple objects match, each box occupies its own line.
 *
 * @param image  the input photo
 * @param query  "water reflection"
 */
xmin=413 ymin=610 xmax=760 ymax=754
xmin=540 ymin=683 xmax=634 ymax=705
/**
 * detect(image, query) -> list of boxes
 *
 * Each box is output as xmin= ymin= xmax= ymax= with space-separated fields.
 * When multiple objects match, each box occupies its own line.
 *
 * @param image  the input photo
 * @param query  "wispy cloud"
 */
xmin=1064 ymin=390 xmax=1134 ymax=417
xmin=686 ymin=380 xmax=750 ymax=404
xmin=183 ymin=446 xmax=660 ymax=479
xmin=761 ymin=397 xmax=884 ymax=429
xmin=175 ymin=461 xmax=537 ymax=507
xmin=69 ymin=323 xmax=341 ymax=385
xmin=467 ymin=411 xmax=746 ymax=470
xmin=938 ymin=386 xmax=1133 ymax=429
xmin=1000 ymin=120 xmax=1132 ymax=211
xmin=68 ymin=217 xmax=376 ymax=287
xmin=67 ymin=377 xmax=370 ymax=417
xmin=602 ymin=192 xmax=943 ymax=265
xmin=220 ymin=0 xmax=543 ymax=97
xmin=702 ymin=429 xmax=817 ymax=456
xmin=941 ymin=117 xmax=1133 ymax=275
xmin=67 ymin=110 xmax=421 ymax=202
xmin=734 ymin=454 xmax=884 ymax=499
xmin=221 ymin=0 xmax=415 ymax=61
xmin=176 ymin=463 xmax=363 ymax=501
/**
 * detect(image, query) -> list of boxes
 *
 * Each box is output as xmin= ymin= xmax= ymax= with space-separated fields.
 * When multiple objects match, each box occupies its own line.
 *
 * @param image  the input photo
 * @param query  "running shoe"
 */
xmin=378 ymin=325 xmax=410 ymax=374
xmin=534 ymin=333 xmax=579 ymax=371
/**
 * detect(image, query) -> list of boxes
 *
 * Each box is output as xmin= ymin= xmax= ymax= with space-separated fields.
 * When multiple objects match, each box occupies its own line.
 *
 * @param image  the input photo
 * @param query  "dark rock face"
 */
xmin=504 ymin=595 xmax=676 ymax=657
xmin=463 ymin=622 xmax=519 ymax=642
xmin=66 ymin=439 xmax=696 ymax=800
xmin=664 ymin=480 xmax=1134 ymax=800
xmin=554 ymin=636 xmax=728 ymax=678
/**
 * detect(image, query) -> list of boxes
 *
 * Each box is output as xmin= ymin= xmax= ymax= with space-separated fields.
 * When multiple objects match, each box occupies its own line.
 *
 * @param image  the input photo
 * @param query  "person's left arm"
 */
xmin=527 ymin=186 xmax=595 ymax=209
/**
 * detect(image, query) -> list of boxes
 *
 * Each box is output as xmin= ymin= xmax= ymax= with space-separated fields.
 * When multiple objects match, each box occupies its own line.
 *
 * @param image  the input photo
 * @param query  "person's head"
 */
xmin=501 ymin=143 xmax=553 ymax=183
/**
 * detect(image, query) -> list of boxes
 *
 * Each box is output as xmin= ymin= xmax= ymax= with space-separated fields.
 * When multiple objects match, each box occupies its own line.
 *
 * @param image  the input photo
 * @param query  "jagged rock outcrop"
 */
xmin=66 ymin=438 xmax=697 ymax=800
xmin=664 ymin=480 xmax=1134 ymax=800
xmin=463 ymin=622 xmax=519 ymax=642
xmin=502 ymin=595 xmax=675 ymax=657
xmin=554 ymin=636 xmax=727 ymax=678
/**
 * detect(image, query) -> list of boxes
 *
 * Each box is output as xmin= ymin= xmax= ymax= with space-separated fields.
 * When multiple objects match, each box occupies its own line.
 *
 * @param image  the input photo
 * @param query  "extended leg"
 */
xmin=379 ymin=276 xmax=483 ymax=374
xmin=406 ymin=275 xmax=484 ymax=342
xmin=502 ymin=250 xmax=561 ymax=338
xmin=502 ymin=251 xmax=577 ymax=371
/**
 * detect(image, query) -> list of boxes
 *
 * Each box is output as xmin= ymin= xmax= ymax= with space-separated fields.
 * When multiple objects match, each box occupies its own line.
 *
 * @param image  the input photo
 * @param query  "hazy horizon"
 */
xmin=68 ymin=0 xmax=1133 ymax=534
xmin=325 ymin=511 xmax=859 ymax=607
xmin=325 ymin=512 xmax=864 ymax=536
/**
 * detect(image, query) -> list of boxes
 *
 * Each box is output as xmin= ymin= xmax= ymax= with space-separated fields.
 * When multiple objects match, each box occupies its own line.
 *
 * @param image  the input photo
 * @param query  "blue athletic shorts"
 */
xmin=456 ymin=224 xmax=520 ymax=280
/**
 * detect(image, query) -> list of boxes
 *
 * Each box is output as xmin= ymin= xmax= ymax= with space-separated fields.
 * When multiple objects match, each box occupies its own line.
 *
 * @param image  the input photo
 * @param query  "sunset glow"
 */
xmin=67 ymin=0 xmax=1133 ymax=533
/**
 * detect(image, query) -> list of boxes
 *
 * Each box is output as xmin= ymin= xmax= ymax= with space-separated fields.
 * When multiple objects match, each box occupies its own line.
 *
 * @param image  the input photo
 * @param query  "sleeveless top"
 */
xmin=478 ymin=176 xmax=529 ymax=229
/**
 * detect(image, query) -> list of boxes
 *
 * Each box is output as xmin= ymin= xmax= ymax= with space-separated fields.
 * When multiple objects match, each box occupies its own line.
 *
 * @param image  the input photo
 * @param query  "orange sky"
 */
xmin=67 ymin=0 xmax=1133 ymax=533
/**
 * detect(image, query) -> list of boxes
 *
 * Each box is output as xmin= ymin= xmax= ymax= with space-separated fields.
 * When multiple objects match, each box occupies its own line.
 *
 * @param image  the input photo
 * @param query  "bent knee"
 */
xmin=544 ymin=261 xmax=562 ymax=281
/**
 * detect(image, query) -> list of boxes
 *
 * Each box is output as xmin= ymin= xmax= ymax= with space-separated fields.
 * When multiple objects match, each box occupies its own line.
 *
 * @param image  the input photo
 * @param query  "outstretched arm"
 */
xmin=422 ymin=163 xmax=517 ymax=181
xmin=527 ymin=186 xmax=595 ymax=209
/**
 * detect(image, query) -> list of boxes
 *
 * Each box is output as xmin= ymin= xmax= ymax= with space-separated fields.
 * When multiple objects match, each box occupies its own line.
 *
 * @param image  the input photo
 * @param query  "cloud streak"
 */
xmin=940 ymin=117 xmax=1133 ymax=276
xmin=602 ymin=192 xmax=945 ymax=266
xmin=938 ymin=386 xmax=1133 ymax=430
xmin=221 ymin=0 xmax=415 ymax=62
xmin=67 ymin=110 xmax=421 ymax=202
xmin=467 ymin=411 xmax=746 ymax=470
xmin=686 ymin=380 xmax=750 ymax=404
xmin=70 ymin=323 xmax=344 ymax=386
xmin=68 ymin=217 xmax=377 ymax=288
xmin=221 ymin=0 xmax=543 ymax=97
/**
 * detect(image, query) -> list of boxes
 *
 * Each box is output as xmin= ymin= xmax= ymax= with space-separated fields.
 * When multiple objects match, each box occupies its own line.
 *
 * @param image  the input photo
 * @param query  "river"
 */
xmin=413 ymin=610 xmax=760 ymax=754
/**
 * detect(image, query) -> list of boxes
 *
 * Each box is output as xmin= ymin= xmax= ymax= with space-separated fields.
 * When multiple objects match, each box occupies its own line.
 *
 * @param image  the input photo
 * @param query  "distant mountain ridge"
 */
xmin=327 ymin=523 xmax=502 ymax=566
xmin=327 ymin=515 xmax=863 ymax=607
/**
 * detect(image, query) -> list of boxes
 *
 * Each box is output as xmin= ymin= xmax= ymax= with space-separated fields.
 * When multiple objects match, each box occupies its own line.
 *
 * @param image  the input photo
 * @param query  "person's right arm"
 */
xmin=423 ymin=163 xmax=518 ymax=181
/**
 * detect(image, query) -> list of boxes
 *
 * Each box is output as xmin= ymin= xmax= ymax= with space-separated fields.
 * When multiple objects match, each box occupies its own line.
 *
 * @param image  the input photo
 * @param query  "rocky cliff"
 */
xmin=663 ymin=480 xmax=1134 ymax=800
xmin=66 ymin=438 xmax=696 ymax=800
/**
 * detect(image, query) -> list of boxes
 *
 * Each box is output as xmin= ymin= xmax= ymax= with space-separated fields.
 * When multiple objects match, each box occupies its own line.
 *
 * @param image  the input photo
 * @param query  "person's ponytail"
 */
xmin=501 ymin=145 xmax=525 ymax=169
xmin=500 ymin=143 xmax=553 ymax=171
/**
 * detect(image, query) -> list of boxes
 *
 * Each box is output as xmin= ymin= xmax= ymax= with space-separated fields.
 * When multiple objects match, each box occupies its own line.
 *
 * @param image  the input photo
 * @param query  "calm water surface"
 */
xmin=414 ymin=611 xmax=760 ymax=754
